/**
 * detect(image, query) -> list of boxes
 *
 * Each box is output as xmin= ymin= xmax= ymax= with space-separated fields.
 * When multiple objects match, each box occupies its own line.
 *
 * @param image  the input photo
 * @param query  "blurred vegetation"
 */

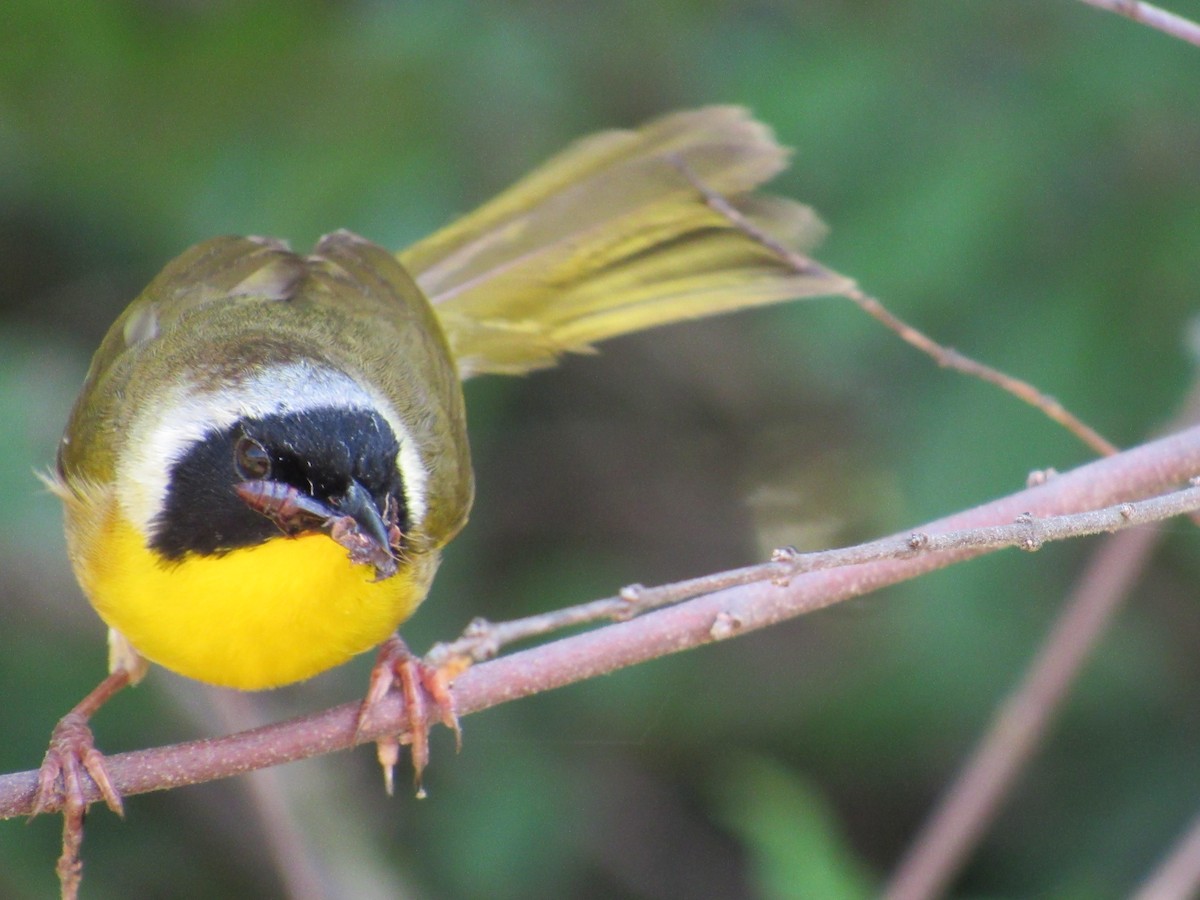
xmin=3 ymin=1 xmax=1200 ymax=897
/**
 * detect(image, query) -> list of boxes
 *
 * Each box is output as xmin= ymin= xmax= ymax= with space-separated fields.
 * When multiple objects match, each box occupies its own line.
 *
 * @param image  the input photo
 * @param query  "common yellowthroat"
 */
xmin=37 ymin=107 xmax=849 ymax=817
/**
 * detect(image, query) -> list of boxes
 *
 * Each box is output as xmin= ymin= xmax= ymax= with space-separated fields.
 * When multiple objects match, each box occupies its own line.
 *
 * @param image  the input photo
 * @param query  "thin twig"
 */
xmin=670 ymin=156 xmax=1119 ymax=458
xmin=430 ymin=482 xmax=1200 ymax=666
xmin=839 ymin=287 xmax=1119 ymax=456
xmin=4 ymin=424 xmax=1200 ymax=821
xmin=1073 ymin=0 xmax=1200 ymax=47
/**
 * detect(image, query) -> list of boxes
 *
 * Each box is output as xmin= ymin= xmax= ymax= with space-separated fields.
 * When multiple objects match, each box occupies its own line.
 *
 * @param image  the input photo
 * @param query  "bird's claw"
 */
xmin=355 ymin=636 xmax=464 ymax=797
xmin=32 ymin=711 xmax=122 ymax=819
xmin=31 ymin=711 xmax=123 ymax=900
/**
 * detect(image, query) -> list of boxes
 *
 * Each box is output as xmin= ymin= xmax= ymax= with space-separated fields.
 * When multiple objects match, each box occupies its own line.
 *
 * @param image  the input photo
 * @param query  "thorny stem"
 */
xmin=429 ymin=482 xmax=1200 ymax=666
xmin=4 ymin=424 xmax=1200 ymax=820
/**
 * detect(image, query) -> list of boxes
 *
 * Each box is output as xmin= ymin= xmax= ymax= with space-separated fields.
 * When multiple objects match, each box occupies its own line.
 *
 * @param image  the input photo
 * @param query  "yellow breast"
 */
xmin=83 ymin=514 xmax=428 ymax=690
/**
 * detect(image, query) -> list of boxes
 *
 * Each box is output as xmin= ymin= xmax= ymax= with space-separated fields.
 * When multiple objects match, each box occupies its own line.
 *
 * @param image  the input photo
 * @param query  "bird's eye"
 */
xmin=234 ymin=436 xmax=272 ymax=480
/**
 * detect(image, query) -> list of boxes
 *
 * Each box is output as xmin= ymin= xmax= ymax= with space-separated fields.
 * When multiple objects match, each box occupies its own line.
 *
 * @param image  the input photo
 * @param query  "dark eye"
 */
xmin=234 ymin=436 xmax=271 ymax=480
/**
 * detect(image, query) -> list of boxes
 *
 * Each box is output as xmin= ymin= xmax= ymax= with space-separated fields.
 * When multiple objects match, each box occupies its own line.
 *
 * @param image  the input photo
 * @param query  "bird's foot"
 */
xmin=356 ymin=635 xmax=465 ymax=797
xmin=32 ymin=711 xmax=123 ymax=900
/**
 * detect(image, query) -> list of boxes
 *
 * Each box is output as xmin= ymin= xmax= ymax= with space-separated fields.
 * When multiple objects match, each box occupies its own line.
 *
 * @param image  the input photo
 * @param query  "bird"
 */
xmin=34 ymin=106 xmax=849 ymax=844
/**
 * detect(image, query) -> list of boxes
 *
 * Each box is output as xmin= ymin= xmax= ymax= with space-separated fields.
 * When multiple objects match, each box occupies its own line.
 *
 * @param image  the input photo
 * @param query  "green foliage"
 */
xmin=3 ymin=1 xmax=1199 ymax=897
xmin=712 ymin=755 xmax=874 ymax=900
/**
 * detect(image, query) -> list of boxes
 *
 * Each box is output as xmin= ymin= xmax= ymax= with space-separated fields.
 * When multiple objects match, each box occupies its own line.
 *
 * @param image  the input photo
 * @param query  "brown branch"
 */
xmin=430 ymin=483 xmax=1200 ymax=665
xmin=3 ymin=425 xmax=1200 ymax=820
xmin=1073 ymin=0 xmax=1200 ymax=47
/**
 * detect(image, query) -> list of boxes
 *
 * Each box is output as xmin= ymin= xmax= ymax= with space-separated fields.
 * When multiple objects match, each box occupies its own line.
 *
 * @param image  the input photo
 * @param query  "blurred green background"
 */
xmin=3 ymin=1 xmax=1200 ymax=897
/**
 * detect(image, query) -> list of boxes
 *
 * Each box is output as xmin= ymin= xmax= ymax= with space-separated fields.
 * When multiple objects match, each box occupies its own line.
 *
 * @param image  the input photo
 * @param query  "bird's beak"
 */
xmin=236 ymin=477 xmax=399 ymax=579
xmin=331 ymin=480 xmax=399 ymax=580
xmin=336 ymin=480 xmax=393 ymax=555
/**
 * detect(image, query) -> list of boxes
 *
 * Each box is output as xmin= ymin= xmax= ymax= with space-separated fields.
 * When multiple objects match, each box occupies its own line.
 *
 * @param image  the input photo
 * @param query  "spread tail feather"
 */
xmin=400 ymin=107 xmax=853 ymax=378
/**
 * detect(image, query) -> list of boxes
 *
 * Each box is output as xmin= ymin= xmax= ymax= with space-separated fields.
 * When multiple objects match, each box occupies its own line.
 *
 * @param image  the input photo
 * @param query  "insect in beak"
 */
xmin=235 ymin=479 xmax=401 ymax=579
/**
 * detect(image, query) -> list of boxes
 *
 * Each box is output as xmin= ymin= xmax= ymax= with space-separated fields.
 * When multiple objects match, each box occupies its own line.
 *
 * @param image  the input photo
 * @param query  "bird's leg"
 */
xmin=32 ymin=669 xmax=132 ymax=900
xmin=33 ymin=632 xmax=147 ymax=900
xmin=355 ymin=635 xmax=463 ymax=798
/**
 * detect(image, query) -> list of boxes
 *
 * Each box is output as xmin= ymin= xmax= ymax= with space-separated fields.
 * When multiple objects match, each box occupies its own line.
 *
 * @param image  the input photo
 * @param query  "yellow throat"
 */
xmin=87 ymin=515 xmax=427 ymax=690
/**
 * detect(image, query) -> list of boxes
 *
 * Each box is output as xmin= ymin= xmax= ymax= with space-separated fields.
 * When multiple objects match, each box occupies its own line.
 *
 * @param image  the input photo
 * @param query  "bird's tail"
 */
xmin=399 ymin=107 xmax=852 ymax=379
